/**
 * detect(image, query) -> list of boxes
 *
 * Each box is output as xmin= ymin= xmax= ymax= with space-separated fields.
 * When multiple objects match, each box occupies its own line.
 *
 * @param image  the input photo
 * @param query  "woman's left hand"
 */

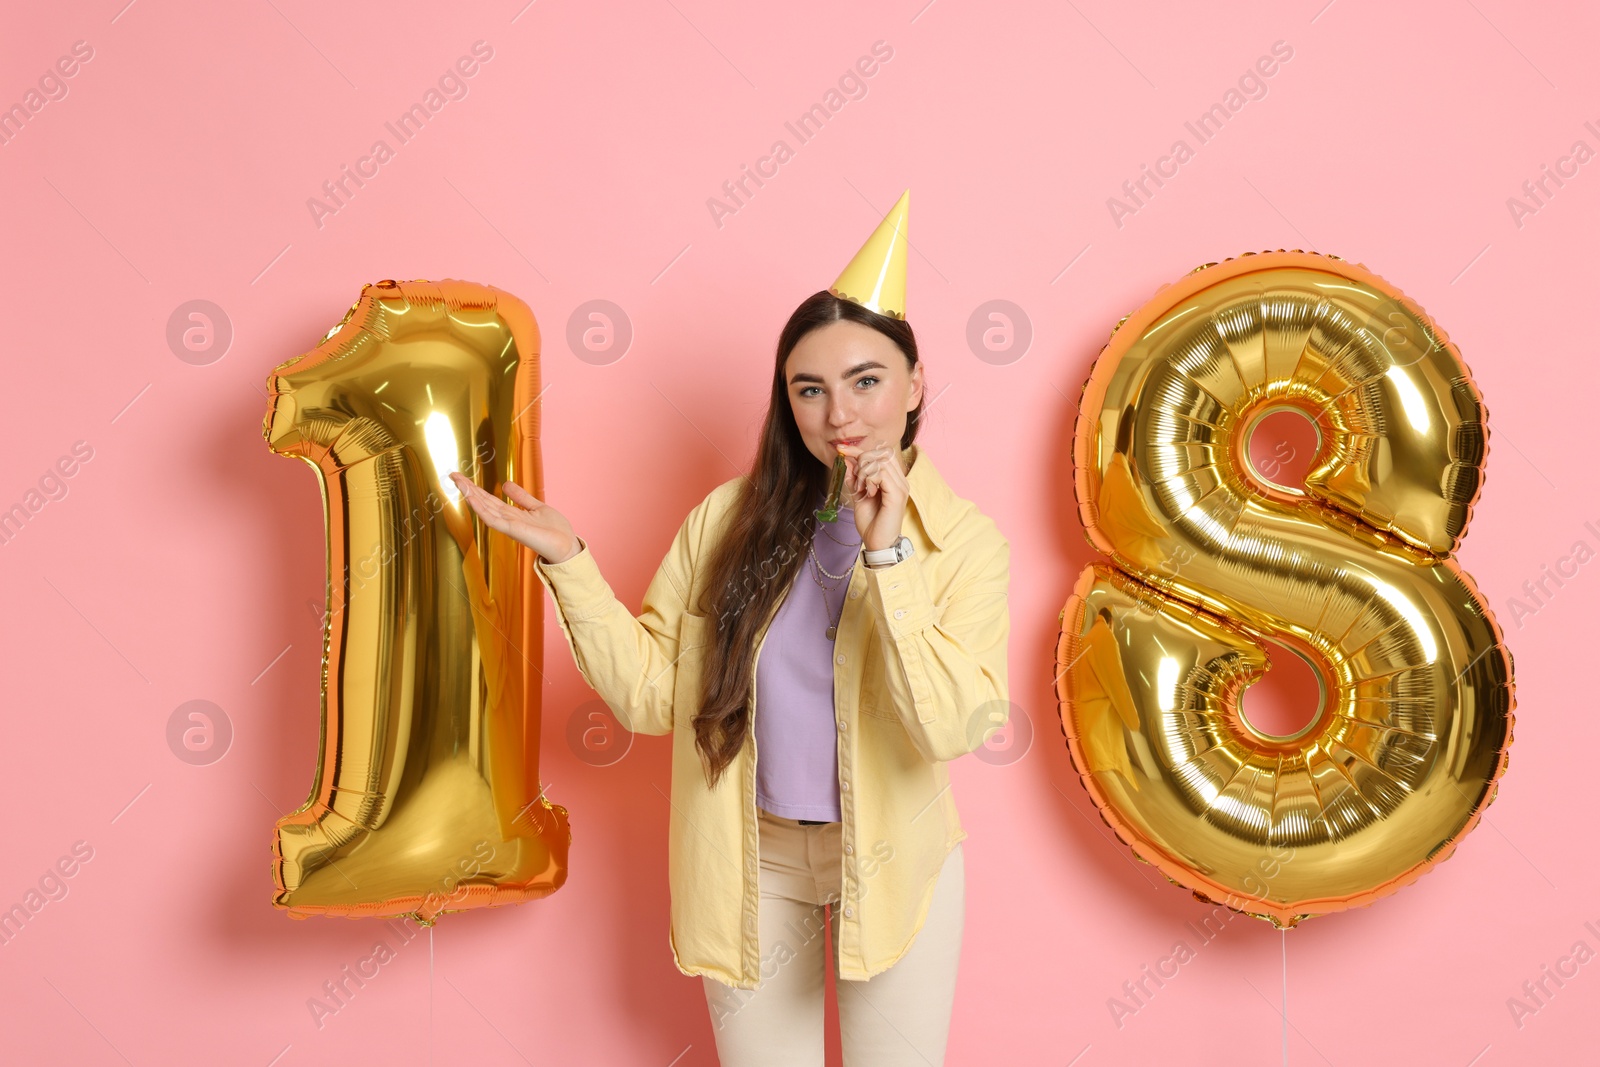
xmin=838 ymin=440 xmax=908 ymax=551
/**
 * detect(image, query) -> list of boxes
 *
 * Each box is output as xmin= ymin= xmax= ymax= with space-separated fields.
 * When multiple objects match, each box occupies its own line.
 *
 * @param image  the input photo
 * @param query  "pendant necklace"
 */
xmin=816 ymin=521 xmax=858 ymax=548
xmin=809 ymin=544 xmax=848 ymax=641
xmin=810 ymin=484 xmax=860 ymax=640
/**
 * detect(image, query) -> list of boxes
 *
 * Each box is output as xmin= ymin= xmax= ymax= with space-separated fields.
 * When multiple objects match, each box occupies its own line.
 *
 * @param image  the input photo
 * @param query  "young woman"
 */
xmin=450 ymin=194 xmax=1010 ymax=1065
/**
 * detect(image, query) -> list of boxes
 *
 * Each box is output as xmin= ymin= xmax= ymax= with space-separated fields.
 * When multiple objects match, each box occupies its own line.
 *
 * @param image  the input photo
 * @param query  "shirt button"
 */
xmin=840 ymin=781 xmax=850 ymax=792
xmin=850 ymin=589 xmax=861 ymax=599
xmin=837 ymin=718 xmax=846 ymax=730
xmin=844 ymin=907 xmax=854 ymax=918
xmin=836 ymin=654 xmax=846 ymax=665
xmin=844 ymin=844 xmax=854 ymax=855
xmin=894 ymin=609 xmax=906 ymax=619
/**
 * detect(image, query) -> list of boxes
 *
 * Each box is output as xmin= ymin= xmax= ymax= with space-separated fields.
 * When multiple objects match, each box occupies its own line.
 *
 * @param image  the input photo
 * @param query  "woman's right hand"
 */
xmin=448 ymin=471 xmax=581 ymax=564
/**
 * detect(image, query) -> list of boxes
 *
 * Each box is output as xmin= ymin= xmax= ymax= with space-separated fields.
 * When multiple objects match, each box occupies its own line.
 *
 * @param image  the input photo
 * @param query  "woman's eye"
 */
xmin=800 ymin=377 xmax=876 ymax=397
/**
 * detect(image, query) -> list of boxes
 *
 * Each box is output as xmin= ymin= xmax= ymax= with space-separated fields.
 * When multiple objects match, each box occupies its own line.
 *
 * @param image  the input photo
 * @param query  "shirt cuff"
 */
xmin=533 ymin=535 xmax=614 ymax=622
xmin=862 ymin=551 xmax=937 ymax=639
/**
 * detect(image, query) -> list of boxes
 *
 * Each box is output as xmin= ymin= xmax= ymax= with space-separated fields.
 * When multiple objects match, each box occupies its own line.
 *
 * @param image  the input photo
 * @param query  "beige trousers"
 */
xmin=701 ymin=807 xmax=965 ymax=1066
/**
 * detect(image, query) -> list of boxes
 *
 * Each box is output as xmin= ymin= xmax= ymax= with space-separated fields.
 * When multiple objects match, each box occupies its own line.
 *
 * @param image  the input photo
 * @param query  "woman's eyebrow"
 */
xmin=789 ymin=360 xmax=888 ymax=385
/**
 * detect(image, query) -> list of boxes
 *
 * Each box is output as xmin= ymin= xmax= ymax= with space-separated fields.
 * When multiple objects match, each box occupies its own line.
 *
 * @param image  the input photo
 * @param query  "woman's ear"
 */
xmin=907 ymin=360 xmax=924 ymax=411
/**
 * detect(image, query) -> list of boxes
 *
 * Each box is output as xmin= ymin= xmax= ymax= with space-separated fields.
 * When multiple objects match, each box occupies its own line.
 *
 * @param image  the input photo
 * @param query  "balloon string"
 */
xmin=1280 ymin=929 xmax=1288 ymax=1067
xmin=429 ymin=924 xmax=436 ymax=1066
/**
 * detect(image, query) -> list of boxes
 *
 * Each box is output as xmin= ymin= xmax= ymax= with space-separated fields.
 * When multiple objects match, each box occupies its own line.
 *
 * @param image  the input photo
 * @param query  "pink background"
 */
xmin=1 ymin=1 xmax=1595 ymax=1063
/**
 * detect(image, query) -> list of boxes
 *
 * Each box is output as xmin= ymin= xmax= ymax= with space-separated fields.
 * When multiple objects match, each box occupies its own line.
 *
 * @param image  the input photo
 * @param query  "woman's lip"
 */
xmin=832 ymin=437 xmax=863 ymax=447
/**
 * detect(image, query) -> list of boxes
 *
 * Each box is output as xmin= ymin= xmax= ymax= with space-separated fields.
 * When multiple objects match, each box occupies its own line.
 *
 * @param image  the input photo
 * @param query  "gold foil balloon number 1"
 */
xmin=263 ymin=279 xmax=569 ymax=922
xmin=1057 ymin=251 xmax=1515 ymax=927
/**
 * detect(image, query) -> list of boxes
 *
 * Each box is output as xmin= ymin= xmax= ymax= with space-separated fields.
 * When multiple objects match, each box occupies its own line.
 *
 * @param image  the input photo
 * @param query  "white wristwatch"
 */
xmin=863 ymin=535 xmax=913 ymax=568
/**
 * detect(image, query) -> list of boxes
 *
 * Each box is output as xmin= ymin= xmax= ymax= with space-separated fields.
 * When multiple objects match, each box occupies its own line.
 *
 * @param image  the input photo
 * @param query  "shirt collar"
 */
xmin=900 ymin=442 xmax=953 ymax=550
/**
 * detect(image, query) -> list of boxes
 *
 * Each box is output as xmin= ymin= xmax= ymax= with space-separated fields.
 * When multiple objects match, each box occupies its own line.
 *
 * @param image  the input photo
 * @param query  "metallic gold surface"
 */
xmin=1057 ymin=251 xmax=1515 ymax=926
xmin=263 ymin=278 xmax=570 ymax=922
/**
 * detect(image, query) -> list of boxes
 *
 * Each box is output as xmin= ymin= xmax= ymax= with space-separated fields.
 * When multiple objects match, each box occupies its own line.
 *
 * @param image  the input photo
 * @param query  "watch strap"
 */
xmin=863 ymin=536 xmax=910 ymax=568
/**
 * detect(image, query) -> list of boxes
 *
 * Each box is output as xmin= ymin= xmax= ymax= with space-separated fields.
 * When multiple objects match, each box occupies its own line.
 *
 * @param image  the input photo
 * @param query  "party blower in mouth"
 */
xmin=815 ymin=448 xmax=848 ymax=523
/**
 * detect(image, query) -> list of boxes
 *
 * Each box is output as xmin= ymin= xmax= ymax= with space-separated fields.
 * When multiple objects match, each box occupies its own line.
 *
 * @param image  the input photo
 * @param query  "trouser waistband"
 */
xmin=758 ymin=808 xmax=838 ymax=827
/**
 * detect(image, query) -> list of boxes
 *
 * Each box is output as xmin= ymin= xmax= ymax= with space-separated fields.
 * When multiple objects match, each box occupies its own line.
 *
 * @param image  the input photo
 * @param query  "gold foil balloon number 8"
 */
xmin=1057 ymin=251 xmax=1515 ymax=927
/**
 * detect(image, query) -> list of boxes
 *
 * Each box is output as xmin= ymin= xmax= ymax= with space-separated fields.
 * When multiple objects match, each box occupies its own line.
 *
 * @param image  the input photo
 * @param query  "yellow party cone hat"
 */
xmin=828 ymin=189 xmax=909 ymax=320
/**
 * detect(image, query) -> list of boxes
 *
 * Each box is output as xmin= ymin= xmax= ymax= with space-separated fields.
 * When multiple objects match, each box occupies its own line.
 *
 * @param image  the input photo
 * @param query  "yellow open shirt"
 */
xmin=533 ymin=443 xmax=1010 ymax=990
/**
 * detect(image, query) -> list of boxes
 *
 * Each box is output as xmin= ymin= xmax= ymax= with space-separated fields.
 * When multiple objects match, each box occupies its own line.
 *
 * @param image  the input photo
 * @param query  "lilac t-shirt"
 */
xmin=754 ymin=488 xmax=862 ymax=822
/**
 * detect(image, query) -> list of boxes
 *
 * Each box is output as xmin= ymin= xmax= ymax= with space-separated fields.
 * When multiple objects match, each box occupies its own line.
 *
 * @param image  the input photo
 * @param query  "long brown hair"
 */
xmin=690 ymin=290 xmax=925 ymax=789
